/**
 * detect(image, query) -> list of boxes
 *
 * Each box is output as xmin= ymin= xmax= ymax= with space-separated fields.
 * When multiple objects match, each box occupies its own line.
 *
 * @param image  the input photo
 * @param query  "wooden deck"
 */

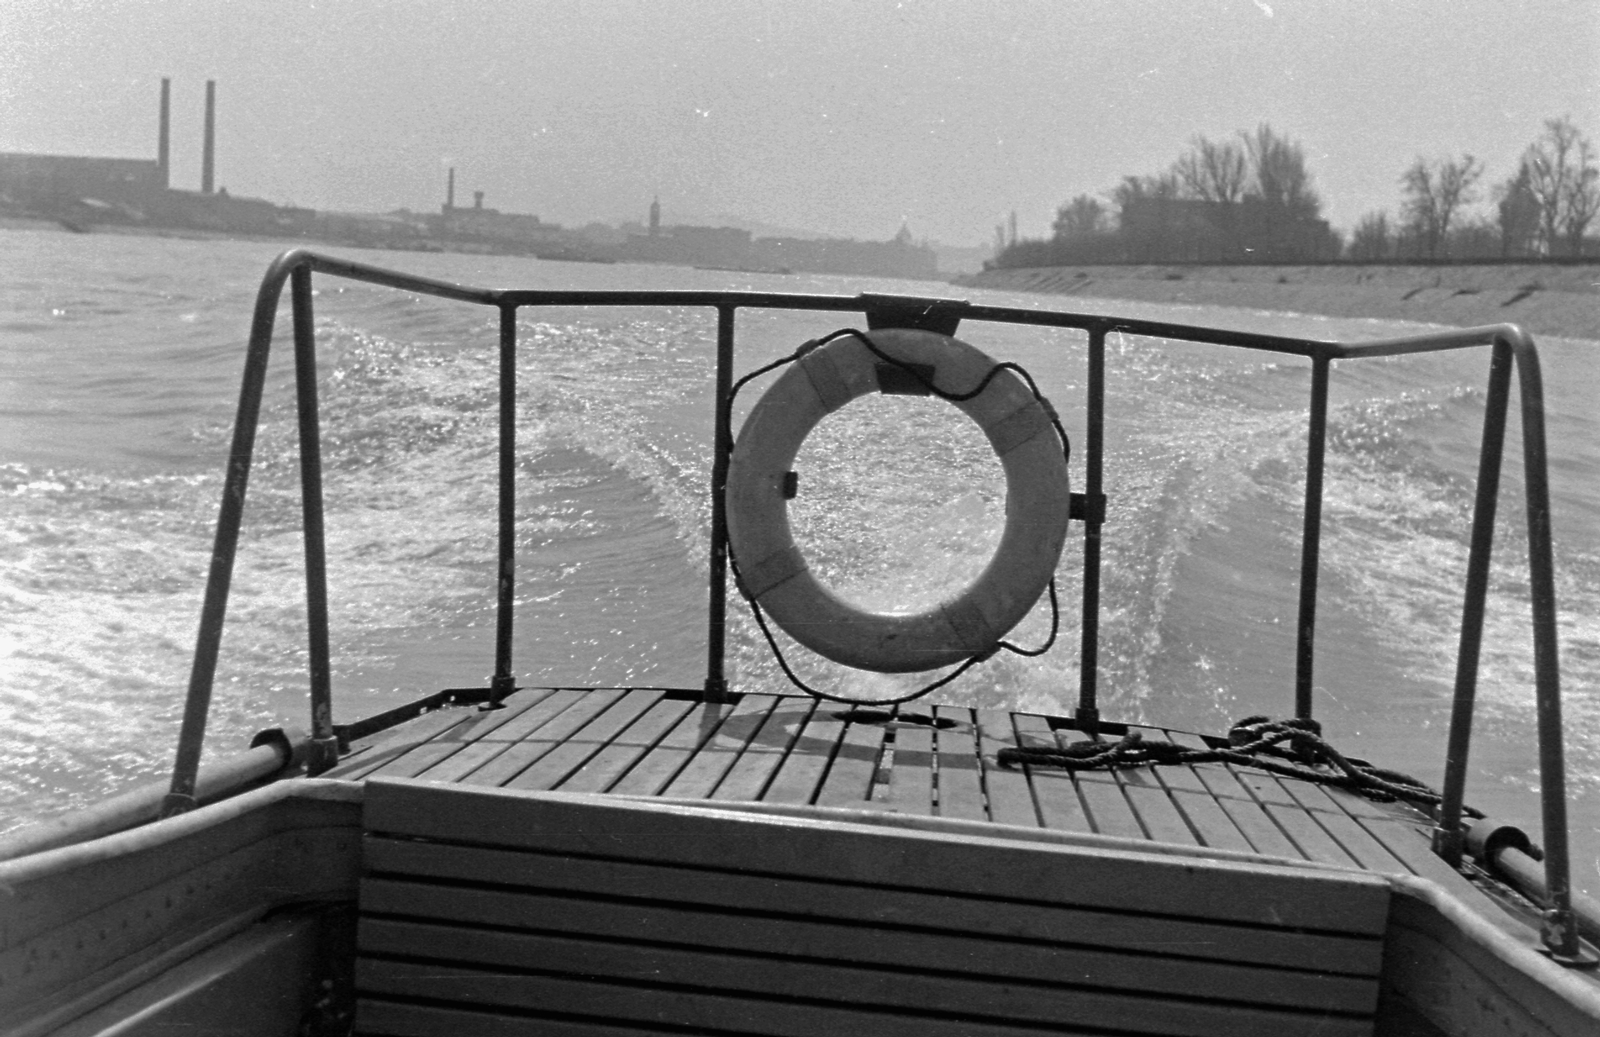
xmin=324 ymin=685 xmax=1483 ymax=893
xmin=327 ymin=686 xmax=1559 ymax=1037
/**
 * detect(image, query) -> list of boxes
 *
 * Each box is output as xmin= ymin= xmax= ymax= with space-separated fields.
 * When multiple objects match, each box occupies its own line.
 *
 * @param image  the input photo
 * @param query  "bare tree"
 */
xmin=1400 ymin=154 xmax=1482 ymax=259
xmin=1240 ymin=123 xmax=1321 ymax=219
xmin=1347 ymin=211 xmax=1392 ymax=261
xmin=1174 ymin=135 xmax=1249 ymax=204
xmin=1524 ymin=116 xmax=1600 ymax=255
xmin=1172 ymin=135 xmax=1248 ymax=256
xmin=1052 ymin=194 xmax=1106 ymax=239
xmin=1561 ymin=135 xmax=1600 ymax=256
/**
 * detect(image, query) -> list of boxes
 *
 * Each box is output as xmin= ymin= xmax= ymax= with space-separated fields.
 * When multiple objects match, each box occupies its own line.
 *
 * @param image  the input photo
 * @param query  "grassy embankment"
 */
xmin=956 ymin=263 xmax=1599 ymax=341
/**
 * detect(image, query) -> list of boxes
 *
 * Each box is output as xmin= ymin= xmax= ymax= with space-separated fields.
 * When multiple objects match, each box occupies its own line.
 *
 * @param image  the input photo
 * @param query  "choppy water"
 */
xmin=3 ymin=229 xmax=1598 ymax=893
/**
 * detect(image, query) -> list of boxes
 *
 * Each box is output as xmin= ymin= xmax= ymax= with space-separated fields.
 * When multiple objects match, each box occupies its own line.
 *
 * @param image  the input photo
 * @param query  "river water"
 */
xmin=3 ymin=229 xmax=1597 ymax=893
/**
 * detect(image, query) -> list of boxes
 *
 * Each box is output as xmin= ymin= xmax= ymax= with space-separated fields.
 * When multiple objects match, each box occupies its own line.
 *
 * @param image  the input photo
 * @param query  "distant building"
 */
xmin=628 ymin=223 xmax=754 ymax=266
xmin=435 ymin=190 xmax=563 ymax=248
xmin=1118 ymin=196 xmax=1337 ymax=263
xmin=0 ymin=153 xmax=166 ymax=207
xmin=0 ymin=76 xmax=311 ymax=236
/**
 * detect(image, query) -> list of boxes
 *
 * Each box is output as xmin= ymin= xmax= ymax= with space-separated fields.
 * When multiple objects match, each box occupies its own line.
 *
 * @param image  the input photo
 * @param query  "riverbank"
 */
xmin=956 ymin=263 xmax=1600 ymax=340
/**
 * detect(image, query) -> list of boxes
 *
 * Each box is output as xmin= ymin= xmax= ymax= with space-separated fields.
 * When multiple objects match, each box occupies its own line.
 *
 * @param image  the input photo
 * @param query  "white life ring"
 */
xmin=725 ymin=328 xmax=1071 ymax=673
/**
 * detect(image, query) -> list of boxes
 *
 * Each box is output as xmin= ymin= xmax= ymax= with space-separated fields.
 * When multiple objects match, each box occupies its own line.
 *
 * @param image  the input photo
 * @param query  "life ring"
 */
xmin=725 ymin=328 xmax=1071 ymax=673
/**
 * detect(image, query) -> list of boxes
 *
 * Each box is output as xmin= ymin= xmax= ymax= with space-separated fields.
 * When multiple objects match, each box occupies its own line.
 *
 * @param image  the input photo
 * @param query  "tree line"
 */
xmin=996 ymin=117 xmax=1598 ymax=268
xmin=1352 ymin=117 xmax=1598 ymax=260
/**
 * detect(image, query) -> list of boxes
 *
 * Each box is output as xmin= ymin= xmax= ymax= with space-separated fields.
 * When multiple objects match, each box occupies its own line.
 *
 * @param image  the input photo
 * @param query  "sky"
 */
xmin=2 ymin=0 xmax=1596 ymax=246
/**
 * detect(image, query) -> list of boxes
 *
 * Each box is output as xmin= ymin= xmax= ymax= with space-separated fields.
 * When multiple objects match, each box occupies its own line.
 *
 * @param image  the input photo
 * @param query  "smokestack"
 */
xmin=201 ymin=80 xmax=215 ymax=194
xmin=446 ymin=167 xmax=455 ymax=211
xmin=157 ymin=78 xmax=170 ymax=189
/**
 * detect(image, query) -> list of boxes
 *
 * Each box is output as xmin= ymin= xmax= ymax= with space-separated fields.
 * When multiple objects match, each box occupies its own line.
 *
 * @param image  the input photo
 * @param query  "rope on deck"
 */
xmin=997 ymin=716 xmax=1478 ymax=815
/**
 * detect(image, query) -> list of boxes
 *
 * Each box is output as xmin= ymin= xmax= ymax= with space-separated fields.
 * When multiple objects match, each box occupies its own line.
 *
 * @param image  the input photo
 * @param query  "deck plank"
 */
xmin=932 ymin=706 xmax=987 ymax=821
xmin=761 ymin=709 xmax=847 ymax=806
xmin=973 ymin=708 xmax=1039 ymax=828
xmin=1052 ymin=727 xmax=1145 ymax=840
xmin=660 ymin=694 xmax=780 ymax=798
xmin=606 ymin=700 xmax=735 ymax=796
xmin=880 ymin=721 xmax=935 ymax=815
xmin=355 ymin=999 xmax=660 ymax=1037
xmin=1012 ymin=714 xmax=1092 ymax=833
xmin=813 ymin=716 xmax=890 ymax=808
xmin=360 ymin=910 xmax=1378 ymax=1014
xmin=360 ymin=956 xmax=1204 ymax=1037
xmin=377 ymin=688 xmax=553 ymax=777
xmin=1052 ymin=727 xmax=1143 ymax=839
xmin=1167 ymin=731 xmax=1305 ymax=859
xmin=714 ymin=702 xmax=815 ymax=801
xmin=1298 ymin=799 xmax=1419 ymax=874
xmin=554 ymin=695 xmax=698 ymax=794
xmin=1149 ymin=728 xmax=1257 ymax=853
xmin=399 ymin=688 xmax=586 ymax=785
xmin=363 ymin=839 xmax=1386 ymax=974
xmin=1275 ymin=779 xmax=1420 ymax=874
xmin=1230 ymin=769 xmax=1363 ymax=867
xmin=326 ymin=705 xmax=484 ymax=781
xmin=398 ymin=689 xmax=564 ymax=783
xmin=455 ymin=688 xmax=626 ymax=787
xmin=1100 ymin=724 xmax=1201 ymax=846
xmin=358 ymin=917 xmax=1377 ymax=1037
xmin=502 ymin=689 xmax=664 ymax=791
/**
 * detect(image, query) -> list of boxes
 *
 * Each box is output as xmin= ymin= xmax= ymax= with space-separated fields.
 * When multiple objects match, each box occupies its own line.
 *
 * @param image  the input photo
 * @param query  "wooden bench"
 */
xmin=356 ymin=776 xmax=1390 ymax=1036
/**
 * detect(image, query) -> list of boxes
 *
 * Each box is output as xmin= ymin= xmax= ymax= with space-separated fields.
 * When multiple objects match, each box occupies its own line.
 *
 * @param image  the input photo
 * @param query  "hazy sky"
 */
xmin=2 ymin=0 xmax=1596 ymax=244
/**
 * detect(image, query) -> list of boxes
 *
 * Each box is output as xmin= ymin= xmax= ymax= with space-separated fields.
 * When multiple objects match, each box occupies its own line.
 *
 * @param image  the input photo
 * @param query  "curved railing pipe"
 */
xmin=161 ymin=252 xmax=1581 ymax=961
xmin=1340 ymin=324 xmax=1578 ymax=961
xmin=161 ymin=251 xmax=299 ymax=817
xmin=162 ymin=251 xmax=502 ymax=816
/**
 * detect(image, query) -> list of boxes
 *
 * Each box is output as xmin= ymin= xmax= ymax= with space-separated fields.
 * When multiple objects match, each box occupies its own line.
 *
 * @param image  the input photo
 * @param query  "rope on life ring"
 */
xmin=725 ymin=327 xmax=1072 ymax=675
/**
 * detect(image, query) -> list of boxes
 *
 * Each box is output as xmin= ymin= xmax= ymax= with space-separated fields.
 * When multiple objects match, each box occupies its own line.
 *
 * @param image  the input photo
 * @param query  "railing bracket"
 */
xmin=1069 ymin=492 xmax=1106 ymax=524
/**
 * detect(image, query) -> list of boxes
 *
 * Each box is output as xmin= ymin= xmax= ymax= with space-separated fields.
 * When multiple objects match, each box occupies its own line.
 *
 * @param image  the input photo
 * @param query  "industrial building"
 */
xmin=0 ymin=78 xmax=312 ymax=235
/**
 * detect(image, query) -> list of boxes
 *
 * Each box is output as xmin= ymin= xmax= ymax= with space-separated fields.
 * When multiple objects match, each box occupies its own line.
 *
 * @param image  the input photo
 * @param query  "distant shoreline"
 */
xmin=1 ymin=219 xmax=944 ymax=280
xmin=955 ymin=263 xmax=1600 ymax=341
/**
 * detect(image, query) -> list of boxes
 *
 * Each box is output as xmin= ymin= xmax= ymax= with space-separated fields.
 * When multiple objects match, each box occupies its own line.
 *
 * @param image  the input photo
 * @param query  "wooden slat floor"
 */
xmin=323 ymin=685 xmax=1491 ymax=898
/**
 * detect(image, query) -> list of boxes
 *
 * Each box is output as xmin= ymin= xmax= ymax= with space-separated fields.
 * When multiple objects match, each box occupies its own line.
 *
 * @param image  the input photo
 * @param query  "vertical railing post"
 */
xmin=704 ymin=305 xmax=736 ymax=702
xmin=290 ymin=266 xmax=338 ymax=772
xmin=490 ymin=303 xmax=518 ymax=705
xmin=1435 ymin=341 xmax=1511 ymax=866
xmin=1075 ymin=326 xmax=1106 ymax=734
xmin=1294 ymin=356 xmax=1331 ymax=720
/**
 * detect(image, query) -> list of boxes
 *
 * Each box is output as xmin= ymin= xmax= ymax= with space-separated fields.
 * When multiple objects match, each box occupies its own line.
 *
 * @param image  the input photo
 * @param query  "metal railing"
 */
xmin=161 ymin=249 xmax=1581 ymax=958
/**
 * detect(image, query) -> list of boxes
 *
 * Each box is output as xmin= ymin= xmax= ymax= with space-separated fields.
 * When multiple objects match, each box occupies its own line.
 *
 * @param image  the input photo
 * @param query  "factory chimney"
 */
xmin=157 ymin=78 xmax=171 ymax=189
xmin=201 ymin=80 xmax=216 ymax=194
xmin=445 ymin=167 xmax=455 ymax=212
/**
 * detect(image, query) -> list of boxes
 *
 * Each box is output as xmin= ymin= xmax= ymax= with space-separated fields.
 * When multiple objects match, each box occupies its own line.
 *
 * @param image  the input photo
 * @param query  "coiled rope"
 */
xmin=725 ymin=328 xmax=1070 ymax=706
xmin=998 ymin=715 xmax=1477 ymax=814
